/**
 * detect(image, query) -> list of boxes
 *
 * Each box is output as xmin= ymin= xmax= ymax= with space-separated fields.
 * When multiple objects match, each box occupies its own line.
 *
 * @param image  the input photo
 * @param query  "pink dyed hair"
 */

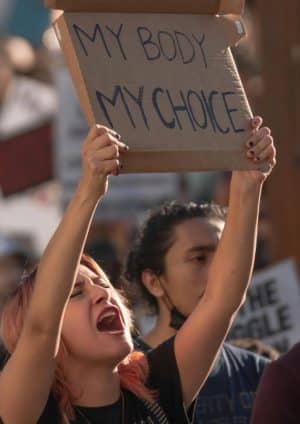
xmin=0 ymin=254 xmax=154 ymax=423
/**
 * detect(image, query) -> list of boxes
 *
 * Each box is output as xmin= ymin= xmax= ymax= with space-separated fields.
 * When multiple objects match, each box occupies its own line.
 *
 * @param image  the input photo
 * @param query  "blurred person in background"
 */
xmin=251 ymin=341 xmax=300 ymax=423
xmin=125 ymin=118 xmax=275 ymax=424
xmin=0 ymin=234 xmax=35 ymax=310
xmin=0 ymin=234 xmax=35 ymax=369
xmin=0 ymin=39 xmax=56 ymax=141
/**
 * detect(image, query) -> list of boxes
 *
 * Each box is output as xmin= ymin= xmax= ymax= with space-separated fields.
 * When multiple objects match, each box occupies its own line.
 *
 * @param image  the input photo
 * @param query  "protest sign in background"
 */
xmin=0 ymin=77 xmax=56 ymax=196
xmin=229 ymin=259 xmax=300 ymax=353
xmin=51 ymin=5 xmax=258 ymax=173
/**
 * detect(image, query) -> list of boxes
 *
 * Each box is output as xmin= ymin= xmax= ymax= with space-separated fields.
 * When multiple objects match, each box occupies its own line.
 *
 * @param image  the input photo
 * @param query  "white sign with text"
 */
xmin=229 ymin=259 xmax=300 ymax=352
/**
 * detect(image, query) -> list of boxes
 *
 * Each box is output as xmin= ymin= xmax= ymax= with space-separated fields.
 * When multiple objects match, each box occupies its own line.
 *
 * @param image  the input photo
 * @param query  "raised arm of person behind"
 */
xmin=0 ymin=118 xmax=276 ymax=424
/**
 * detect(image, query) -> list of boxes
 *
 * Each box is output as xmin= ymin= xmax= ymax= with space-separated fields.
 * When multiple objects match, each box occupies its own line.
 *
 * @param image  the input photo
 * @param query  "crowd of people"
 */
xmin=0 ymin=1 xmax=299 ymax=424
xmin=0 ymin=118 xmax=281 ymax=424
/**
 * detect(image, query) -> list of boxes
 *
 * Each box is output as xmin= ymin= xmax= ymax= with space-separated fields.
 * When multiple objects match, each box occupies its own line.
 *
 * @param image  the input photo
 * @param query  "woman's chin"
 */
xmin=63 ymin=330 xmax=133 ymax=366
xmin=93 ymin=333 xmax=133 ymax=363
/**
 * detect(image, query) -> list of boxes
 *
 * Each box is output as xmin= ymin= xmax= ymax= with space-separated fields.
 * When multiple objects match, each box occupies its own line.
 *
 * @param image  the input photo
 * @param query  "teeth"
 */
xmin=96 ymin=308 xmax=124 ymax=334
xmin=98 ymin=310 xmax=116 ymax=324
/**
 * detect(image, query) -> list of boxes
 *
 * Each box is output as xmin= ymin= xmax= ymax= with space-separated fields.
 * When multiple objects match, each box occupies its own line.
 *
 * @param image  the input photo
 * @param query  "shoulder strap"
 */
xmin=141 ymin=399 xmax=169 ymax=424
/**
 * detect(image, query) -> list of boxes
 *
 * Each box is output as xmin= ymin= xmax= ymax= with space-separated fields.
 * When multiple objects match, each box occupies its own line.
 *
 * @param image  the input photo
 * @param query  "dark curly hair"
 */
xmin=124 ymin=201 xmax=226 ymax=314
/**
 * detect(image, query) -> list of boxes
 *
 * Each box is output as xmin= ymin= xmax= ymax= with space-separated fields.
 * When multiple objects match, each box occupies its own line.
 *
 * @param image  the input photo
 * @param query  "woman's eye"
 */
xmin=194 ymin=255 xmax=206 ymax=262
xmin=70 ymin=291 xmax=83 ymax=299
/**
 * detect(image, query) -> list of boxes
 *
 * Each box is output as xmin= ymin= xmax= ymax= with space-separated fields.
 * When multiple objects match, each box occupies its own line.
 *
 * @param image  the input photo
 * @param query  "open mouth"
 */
xmin=96 ymin=306 xmax=124 ymax=335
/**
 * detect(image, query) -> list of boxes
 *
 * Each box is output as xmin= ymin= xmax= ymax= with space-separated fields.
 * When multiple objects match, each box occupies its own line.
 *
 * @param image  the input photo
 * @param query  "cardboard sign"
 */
xmin=45 ymin=0 xmax=244 ymax=15
xmin=55 ymin=68 xmax=180 ymax=219
xmin=229 ymin=260 xmax=300 ymax=353
xmin=52 ymin=6 xmax=255 ymax=173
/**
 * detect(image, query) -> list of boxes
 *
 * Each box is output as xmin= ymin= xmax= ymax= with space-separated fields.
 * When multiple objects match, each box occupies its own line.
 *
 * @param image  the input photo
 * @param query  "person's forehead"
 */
xmin=173 ymin=217 xmax=224 ymax=246
xmin=78 ymin=264 xmax=108 ymax=281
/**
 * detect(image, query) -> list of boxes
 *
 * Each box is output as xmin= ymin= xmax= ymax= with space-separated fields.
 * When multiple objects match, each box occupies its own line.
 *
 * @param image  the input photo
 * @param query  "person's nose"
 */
xmin=88 ymin=284 xmax=109 ymax=305
xmin=201 ymin=264 xmax=210 ymax=290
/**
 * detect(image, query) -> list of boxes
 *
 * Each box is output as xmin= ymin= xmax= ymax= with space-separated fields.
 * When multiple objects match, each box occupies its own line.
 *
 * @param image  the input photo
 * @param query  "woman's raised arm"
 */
xmin=0 ymin=126 xmax=127 ymax=424
xmin=174 ymin=117 xmax=276 ymax=407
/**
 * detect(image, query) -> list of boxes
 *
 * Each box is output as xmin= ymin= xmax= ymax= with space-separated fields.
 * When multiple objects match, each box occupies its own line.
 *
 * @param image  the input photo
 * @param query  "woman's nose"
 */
xmin=89 ymin=284 xmax=109 ymax=304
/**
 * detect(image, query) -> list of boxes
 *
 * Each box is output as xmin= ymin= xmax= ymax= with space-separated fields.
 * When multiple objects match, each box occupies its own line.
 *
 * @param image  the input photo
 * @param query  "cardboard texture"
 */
xmin=46 ymin=0 xmax=244 ymax=15
xmin=54 ymin=11 xmax=256 ymax=172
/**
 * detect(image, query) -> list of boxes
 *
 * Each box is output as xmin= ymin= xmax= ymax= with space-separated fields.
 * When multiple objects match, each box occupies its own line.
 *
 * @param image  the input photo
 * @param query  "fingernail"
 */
xmin=96 ymin=124 xmax=102 ymax=129
xmin=125 ymin=145 xmax=130 ymax=151
xmin=262 ymin=127 xmax=270 ymax=136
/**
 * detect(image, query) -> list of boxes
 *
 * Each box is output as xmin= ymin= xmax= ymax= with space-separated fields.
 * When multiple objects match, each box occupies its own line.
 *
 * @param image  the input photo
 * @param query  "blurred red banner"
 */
xmin=0 ymin=122 xmax=53 ymax=196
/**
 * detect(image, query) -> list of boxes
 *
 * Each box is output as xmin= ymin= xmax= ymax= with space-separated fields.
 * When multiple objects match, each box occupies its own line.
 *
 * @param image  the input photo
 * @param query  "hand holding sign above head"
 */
xmin=79 ymin=125 xmax=129 ymax=200
xmin=236 ymin=116 xmax=276 ymax=185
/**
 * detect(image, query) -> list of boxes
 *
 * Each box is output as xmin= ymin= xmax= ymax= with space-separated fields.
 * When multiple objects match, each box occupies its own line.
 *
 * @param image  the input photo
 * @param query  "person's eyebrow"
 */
xmin=74 ymin=280 xmax=85 ymax=289
xmin=186 ymin=244 xmax=217 ymax=254
xmin=93 ymin=276 xmax=111 ymax=286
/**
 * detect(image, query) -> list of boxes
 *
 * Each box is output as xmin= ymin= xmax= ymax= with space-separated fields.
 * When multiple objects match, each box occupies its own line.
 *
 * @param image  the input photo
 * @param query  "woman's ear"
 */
xmin=141 ymin=270 xmax=164 ymax=299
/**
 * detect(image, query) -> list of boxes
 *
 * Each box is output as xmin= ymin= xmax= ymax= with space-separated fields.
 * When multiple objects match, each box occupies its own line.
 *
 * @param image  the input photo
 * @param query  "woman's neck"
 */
xmin=65 ymin=362 xmax=121 ymax=407
xmin=143 ymin=306 xmax=176 ymax=348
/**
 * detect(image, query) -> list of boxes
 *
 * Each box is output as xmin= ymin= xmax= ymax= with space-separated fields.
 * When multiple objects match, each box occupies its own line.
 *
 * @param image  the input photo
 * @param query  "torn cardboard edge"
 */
xmin=45 ymin=0 xmax=244 ymax=15
xmin=54 ymin=17 xmax=95 ymax=125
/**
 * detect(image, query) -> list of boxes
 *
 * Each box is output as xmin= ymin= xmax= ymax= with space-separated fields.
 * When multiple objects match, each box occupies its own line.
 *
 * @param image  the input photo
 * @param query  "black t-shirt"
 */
xmin=38 ymin=337 xmax=188 ymax=423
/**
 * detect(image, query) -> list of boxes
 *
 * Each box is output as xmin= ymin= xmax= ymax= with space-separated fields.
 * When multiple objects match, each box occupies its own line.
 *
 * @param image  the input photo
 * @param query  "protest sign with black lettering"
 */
xmin=229 ymin=259 xmax=300 ymax=353
xmin=50 ymin=1 xmax=255 ymax=172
